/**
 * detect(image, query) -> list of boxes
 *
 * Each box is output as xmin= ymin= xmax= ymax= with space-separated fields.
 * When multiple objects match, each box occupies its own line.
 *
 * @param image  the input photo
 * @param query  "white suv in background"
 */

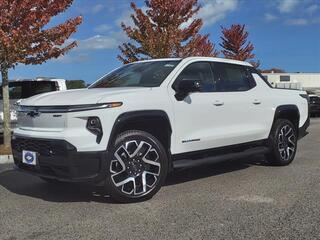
xmin=12 ymin=57 xmax=310 ymax=202
xmin=0 ymin=78 xmax=67 ymax=133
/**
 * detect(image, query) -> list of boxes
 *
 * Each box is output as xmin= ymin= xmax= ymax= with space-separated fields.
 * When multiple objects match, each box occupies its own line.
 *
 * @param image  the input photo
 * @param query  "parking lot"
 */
xmin=0 ymin=118 xmax=319 ymax=240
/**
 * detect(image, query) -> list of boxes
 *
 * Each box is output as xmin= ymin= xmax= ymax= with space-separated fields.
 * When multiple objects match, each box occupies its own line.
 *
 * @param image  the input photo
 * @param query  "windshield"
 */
xmin=0 ymin=81 xmax=57 ymax=100
xmin=89 ymin=60 xmax=181 ymax=88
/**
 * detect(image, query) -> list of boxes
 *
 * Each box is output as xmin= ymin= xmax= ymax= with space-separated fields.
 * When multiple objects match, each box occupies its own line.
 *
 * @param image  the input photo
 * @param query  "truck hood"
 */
xmin=20 ymin=87 xmax=151 ymax=106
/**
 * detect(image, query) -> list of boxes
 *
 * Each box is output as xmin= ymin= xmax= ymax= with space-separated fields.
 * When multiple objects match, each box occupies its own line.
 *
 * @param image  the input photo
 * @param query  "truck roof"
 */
xmin=132 ymin=57 xmax=252 ymax=67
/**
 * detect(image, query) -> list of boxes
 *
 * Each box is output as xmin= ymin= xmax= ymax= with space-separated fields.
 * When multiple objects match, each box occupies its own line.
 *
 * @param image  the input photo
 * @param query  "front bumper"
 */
xmin=12 ymin=136 xmax=107 ymax=183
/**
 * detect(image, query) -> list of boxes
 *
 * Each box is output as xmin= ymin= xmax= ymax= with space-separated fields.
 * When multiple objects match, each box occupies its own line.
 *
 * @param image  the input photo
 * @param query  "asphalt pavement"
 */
xmin=1 ymin=118 xmax=320 ymax=240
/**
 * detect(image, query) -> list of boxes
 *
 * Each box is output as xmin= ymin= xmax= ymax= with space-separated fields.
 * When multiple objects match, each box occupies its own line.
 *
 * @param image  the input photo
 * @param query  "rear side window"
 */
xmin=173 ymin=62 xmax=215 ymax=92
xmin=213 ymin=63 xmax=255 ymax=92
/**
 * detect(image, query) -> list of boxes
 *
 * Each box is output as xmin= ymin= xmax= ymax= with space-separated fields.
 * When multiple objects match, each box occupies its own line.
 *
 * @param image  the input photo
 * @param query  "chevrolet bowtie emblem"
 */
xmin=26 ymin=110 xmax=40 ymax=118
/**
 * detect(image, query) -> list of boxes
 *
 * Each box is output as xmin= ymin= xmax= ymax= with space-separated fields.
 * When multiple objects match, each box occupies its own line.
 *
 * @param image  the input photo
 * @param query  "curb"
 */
xmin=0 ymin=155 xmax=14 ymax=164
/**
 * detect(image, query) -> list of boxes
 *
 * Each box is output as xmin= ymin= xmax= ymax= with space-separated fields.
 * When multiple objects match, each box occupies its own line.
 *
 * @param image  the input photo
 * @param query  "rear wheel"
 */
xmin=105 ymin=130 xmax=168 ymax=202
xmin=266 ymin=119 xmax=298 ymax=166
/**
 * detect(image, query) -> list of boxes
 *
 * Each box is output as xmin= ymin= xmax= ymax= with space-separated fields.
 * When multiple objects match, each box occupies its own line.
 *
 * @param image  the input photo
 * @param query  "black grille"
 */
xmin=12 ymin=138 xmax=76 ymax=157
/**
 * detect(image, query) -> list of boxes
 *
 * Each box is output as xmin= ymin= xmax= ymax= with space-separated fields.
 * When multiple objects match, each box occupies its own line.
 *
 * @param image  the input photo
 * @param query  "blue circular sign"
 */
xmin=25 ymin=152 xmax=35 ymax=163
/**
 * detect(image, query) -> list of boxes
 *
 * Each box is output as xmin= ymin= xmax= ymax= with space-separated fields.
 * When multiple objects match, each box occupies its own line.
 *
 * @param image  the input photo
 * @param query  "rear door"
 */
xmin=209 ymin=62 xmax=267 ymax=145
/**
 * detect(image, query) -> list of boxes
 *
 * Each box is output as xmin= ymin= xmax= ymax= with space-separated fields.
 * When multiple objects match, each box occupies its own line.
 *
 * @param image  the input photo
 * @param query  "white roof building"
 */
xmin=263 ymin=73 xmax=320 ymax=92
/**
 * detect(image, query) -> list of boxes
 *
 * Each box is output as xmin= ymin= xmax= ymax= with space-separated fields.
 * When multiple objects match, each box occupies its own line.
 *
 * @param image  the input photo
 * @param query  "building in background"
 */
xmin=263 ymin=73 xmax=320 ymax=94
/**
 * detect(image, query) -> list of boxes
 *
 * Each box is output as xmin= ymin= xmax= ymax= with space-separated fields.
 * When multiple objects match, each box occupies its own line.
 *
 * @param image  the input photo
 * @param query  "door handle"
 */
xmin=213 ymin=100 xmax=224 ymax=106
xmin=253 ymin=99 xmax=261 ymax=105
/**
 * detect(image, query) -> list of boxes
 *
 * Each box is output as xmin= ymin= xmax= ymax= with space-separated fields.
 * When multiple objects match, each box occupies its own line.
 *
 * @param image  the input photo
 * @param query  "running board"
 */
xmin=172 ymin=146 xmax=269 ymax=169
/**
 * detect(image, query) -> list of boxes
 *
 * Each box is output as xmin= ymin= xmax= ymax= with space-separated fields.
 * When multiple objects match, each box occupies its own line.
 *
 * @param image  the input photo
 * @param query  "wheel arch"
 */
xmin=271 ymin=105 xmax=300 ymax=133
xmin=107 ymin=110 xmax=173 ymax=163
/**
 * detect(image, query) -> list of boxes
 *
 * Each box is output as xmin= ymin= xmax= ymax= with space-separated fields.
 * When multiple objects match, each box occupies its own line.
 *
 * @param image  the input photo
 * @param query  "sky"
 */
xmin=10 ymin=0 xmax=320 ymax=84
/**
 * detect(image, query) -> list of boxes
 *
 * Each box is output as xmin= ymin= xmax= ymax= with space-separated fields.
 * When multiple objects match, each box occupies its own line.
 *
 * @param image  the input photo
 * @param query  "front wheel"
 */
xmin=266 ymin=119 xmax=298 ymax=166
xmin=105 ymin=130 xmax=168 ymax=202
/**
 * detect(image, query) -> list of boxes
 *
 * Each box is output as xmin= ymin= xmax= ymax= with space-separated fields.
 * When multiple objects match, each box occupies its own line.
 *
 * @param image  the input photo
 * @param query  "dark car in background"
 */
xmin=309 ymin=94 xmax=320 ymax=117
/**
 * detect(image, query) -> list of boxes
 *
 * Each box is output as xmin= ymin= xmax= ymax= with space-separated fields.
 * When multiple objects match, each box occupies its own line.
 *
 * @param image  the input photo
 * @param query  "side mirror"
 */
xmin=175 ymin=79 xmax=202 ymax=101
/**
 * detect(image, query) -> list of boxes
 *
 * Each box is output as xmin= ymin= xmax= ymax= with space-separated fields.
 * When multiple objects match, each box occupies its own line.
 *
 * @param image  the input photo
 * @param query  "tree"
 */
xmin=0 ymin=0 xmax=82 ymax=147
xmin=220 ymin=24 xmax=259 ymax=67
xmin=118 ymin=0 xmax=218 ymax=64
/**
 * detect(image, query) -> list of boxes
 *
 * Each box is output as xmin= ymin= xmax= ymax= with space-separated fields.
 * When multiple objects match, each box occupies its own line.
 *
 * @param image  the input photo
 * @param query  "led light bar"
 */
xmin=18 ymin=102 xmax=123 ymax=113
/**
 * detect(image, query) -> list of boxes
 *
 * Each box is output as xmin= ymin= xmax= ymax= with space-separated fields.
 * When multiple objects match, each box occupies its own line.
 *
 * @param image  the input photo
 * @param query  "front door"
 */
xmin=170 ymin=61 xmax=221 ymax=154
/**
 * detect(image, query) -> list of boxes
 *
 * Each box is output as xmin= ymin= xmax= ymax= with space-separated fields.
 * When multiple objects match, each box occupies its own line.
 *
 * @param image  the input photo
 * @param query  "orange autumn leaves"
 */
xmin=220 ymin=24 xmax=259 ymax=68
xmin=118 ymin=0 xmax=218 ymax=64
xmin=118 ymin=0 xmax=259 ymax=66
xmin=0 ymin=0 xmax=82 ymax=69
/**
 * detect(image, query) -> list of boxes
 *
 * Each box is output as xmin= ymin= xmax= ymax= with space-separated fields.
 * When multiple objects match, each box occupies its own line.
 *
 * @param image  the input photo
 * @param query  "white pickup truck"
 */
xmin=12 ymin=57 xmax=310 ymax=202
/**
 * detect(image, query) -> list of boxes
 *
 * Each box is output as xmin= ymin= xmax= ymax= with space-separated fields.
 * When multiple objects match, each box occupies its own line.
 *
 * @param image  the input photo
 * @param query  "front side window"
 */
xmin=213 ymin=63 xmax=254 ymax=91
xmin=89 ymin=60 xmax=180 ymax=88
xmin=173 ymin=62 xmax=215 ymax=92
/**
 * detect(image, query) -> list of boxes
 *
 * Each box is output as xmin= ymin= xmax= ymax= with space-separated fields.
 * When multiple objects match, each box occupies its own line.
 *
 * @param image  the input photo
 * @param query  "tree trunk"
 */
xmin=1 ymin=67 xmax=11 ymax=147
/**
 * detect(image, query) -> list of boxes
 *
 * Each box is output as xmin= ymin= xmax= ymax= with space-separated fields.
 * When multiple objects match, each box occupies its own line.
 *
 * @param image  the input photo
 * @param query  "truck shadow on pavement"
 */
xmin=0 ymin=154 xmax=268 ymax=203
xmin=0 ymin=169 xmax=114 ymax=203
xmin=165 ymin=154 xmax=268 ymax=186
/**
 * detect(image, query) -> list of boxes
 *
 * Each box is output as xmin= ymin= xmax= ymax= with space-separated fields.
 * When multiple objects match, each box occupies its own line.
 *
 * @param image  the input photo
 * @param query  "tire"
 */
xmin=266 ymin=119 xmax=298 ymax=166
xmin=105 ymin=130 xmax=169 ymax=203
